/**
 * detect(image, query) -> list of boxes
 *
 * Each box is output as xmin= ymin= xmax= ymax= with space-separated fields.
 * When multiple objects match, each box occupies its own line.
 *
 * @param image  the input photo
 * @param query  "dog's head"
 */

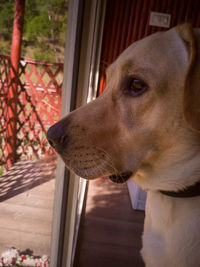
xmin=47 ymin=24 xmax=200 ymax=191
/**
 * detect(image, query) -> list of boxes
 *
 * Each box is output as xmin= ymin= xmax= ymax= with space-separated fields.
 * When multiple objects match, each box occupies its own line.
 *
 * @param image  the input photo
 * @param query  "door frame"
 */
xmin=50 ymin=1 xmax=106 ymax=266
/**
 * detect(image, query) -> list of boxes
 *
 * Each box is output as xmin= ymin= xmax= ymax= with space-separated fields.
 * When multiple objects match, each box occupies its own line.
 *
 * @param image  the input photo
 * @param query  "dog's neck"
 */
xmin=160 ymin=180 xmax=200 ymax=198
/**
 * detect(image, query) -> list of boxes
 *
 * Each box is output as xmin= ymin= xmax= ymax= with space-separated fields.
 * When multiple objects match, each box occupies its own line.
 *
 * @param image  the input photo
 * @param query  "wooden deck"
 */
xmin=74 ymin=177 xmax=145 ymax=267
xmin=0 ymin=157 xmax=56 ymax=256
xmin=0 ymin=159 xmax=145 ymax=265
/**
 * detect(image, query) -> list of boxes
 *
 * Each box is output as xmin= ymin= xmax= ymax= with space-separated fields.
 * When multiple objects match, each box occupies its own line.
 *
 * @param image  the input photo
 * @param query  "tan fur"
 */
xmin=48 ymin=24 xmax=200 ymax=266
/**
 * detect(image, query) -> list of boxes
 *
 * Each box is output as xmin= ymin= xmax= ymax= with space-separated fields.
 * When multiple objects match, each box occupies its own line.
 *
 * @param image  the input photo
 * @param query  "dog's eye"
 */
xmin=124 ymin=78 xmax=148 ymax=97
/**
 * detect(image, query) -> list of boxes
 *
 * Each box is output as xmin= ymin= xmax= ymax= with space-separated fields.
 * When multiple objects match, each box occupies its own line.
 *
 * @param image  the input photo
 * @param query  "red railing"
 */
xmin=0 ymin=53 xmax=63 ymax=172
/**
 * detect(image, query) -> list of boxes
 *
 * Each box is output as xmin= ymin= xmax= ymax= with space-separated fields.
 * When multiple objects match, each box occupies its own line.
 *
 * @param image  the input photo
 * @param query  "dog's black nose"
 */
xmin=47 ymin=122 xmax=67 ymax=150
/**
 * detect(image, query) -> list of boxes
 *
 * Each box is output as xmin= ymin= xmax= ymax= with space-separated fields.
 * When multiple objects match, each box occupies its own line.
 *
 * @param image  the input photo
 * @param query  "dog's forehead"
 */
xmin=119 ymin=32 xmax=170 ymax=68
xmin=107 ymin=28 xmax=188 ymax=80
xmin=106 ymin=31 xmax=166 ymax=77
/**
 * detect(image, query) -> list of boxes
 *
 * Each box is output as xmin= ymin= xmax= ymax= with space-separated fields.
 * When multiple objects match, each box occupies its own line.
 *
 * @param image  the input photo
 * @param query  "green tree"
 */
xmin=0 ymin=0 xmax=14 ymax=40
xmin=23 ymin=0 xmax=68 ymax=61
xmin=0 ymin=0 xmax=68 ymax=61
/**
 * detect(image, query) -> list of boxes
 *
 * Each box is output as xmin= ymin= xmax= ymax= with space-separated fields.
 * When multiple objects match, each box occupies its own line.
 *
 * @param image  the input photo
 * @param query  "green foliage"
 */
xmin=25 ymin=11 xmax=50 ymax=42
xmin=0 ymin=0 xmax=68 ymax=62
xmin=33 ymin=52 xmax=55 ymax=62
xmin=0 ymin=0 xmax=14 ymax=41
xmin=0 ymin=166 xmax=3 ymax=176
xmin=33 ymin=140 xmax=38 ymax=146
xmin=0 ymin=40 xmax=11 ymax=55
xmin=24 ymin=0 xmax=68 ymax=61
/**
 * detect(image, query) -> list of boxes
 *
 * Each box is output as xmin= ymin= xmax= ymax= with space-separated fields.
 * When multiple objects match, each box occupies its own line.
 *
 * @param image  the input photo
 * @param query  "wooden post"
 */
xmin=6 ymin=0 xmax=25 ymax=169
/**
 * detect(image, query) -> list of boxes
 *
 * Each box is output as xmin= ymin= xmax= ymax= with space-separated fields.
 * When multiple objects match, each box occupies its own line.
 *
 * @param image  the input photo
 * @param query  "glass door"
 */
xmin=0 ymin=1 xmax=67 ymax=266
xmin=50 ymin=0 xmax=106 ymax=266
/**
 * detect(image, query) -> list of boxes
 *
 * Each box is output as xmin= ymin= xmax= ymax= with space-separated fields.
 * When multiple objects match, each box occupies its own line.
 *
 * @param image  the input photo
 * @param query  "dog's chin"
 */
xmin=61 ymin=156 xmax=133 ymax=183
xmin=108 ymin=171 xmax=133 ymax=184
xmin=65 ymin=162 xmax=132 ymax=184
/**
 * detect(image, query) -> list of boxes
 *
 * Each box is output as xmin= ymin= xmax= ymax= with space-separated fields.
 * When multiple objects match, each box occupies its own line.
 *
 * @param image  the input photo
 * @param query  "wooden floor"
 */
xmin=0 ymin=159 xmax=145 ymax=265
xmin=74 ymin=177 xmax=145 ymax=267
xmin=0 ymin=157 xmax=56 ymax=256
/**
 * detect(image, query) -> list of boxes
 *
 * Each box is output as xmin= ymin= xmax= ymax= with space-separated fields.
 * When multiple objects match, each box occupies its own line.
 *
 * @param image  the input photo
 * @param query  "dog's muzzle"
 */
xmin=47 ymin=121 xmax=133 ymax=184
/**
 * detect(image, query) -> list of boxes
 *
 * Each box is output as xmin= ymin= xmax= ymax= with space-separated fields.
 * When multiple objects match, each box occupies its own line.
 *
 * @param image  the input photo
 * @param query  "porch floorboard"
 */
xmin=0 ymin=158 xmax=56 ymax=256
xmin=74 ymin=177 xmax=145 ymax=267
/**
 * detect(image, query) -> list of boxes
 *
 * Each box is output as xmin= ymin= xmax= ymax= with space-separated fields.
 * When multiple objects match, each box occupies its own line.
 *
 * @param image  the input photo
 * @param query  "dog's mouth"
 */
xmin=108 ymin=171 xmax=132 ymax=184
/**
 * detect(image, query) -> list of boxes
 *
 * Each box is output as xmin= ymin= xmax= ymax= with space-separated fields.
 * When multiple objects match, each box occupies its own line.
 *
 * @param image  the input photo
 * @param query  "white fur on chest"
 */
xmin=141 ymin=191 xmax=200 ymax=267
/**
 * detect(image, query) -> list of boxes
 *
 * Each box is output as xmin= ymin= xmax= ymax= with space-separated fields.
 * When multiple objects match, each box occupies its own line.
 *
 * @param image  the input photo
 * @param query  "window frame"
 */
xmin=50 ymin=1 xmax=106 ymax=266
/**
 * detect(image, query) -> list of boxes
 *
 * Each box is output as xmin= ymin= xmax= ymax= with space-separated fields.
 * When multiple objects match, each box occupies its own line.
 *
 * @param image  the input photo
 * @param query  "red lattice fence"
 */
xmin=0 ymin=53 xmax=63 ymax=172
xmin=0 ymin=55 xmax=10 ymax=169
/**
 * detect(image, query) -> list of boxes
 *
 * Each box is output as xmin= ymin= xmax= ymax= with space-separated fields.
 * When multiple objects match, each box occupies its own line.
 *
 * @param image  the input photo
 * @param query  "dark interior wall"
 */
xmin=98 ymin=0 xmax=200 ymax=94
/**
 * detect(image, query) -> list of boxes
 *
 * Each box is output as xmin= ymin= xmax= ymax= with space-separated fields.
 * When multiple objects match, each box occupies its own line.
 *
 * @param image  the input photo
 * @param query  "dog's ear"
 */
xmin=176 ymin=24 xmax=200 ymax=132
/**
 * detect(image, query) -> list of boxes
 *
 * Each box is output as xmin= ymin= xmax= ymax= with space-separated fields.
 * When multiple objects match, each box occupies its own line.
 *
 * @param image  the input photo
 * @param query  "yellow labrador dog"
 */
xmin=47 ymin=24 xmax=200 ymax=267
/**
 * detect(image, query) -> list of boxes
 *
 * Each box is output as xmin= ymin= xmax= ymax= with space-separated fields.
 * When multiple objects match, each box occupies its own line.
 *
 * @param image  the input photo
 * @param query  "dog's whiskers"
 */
xmin=61 ymin=146 xmax=129 ymax=183
xmin=62 ymin=148 xmax=108 ymax=176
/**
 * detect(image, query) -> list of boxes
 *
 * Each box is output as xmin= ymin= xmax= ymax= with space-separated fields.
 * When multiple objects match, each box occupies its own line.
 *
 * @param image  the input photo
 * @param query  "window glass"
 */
xmin=0 ymin=0 xmax=68 ymax=265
